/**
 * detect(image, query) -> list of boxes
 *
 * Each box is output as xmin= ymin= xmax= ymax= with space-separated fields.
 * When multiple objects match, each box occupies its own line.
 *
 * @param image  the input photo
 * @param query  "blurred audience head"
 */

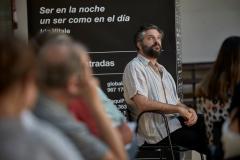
xmin=31 ymin=31 xmax=72 ymax=54
xmin=38 ymin=37 xmax=78 ymax=87
xmin=197 ymin=36 xmax=240 ymax=102
xmin=0 ymin=36 xmax=37 ymax=115
xmin=37 ymin=35 xmax=88 ymax=98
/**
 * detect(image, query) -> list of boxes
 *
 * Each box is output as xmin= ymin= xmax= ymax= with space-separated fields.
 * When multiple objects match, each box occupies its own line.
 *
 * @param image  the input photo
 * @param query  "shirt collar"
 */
xmin=137 ymin=53 xmax=164 ymax=71
xmin=137 ymin=54 xmax=150 ymax=66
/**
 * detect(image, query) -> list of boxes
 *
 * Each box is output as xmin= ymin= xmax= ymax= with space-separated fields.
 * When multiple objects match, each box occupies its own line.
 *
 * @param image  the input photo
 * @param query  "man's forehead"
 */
xmin=143 ymin=29 xmax=162 ymax=37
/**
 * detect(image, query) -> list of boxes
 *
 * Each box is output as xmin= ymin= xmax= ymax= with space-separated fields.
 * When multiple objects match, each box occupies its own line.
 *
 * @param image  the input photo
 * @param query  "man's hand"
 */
xmin=177 ymin=103 xmax=198 ymax=126
xmin=184 ymin=108 xmax=197 ymax=126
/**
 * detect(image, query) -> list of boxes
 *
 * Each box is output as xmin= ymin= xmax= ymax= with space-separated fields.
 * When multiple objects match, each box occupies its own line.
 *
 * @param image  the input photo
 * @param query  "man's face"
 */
xmin=139 ymin=29 xmax=162 ymax=58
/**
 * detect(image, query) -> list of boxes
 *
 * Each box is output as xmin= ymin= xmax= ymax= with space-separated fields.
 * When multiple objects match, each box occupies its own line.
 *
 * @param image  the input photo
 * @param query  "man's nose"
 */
xmin=153 ymin=37 xmax=161 ymax=44
xmin=153 ymin=40 xmax=161 ymax=46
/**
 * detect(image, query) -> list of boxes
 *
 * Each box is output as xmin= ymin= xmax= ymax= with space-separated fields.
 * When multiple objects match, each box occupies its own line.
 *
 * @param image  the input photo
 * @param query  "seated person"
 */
xmin=0 ymin=36 xmax=82 ymax=160
xmin=33 ymin=31 xmax=133 ymax=144
xmin=196 ymin=36 xmax=240 ymax=159
xmin=68 ymin=50 xmax=136 ymax=159
xmin=123 ymin=24 xmax=207 ymax=155
xmin=33 ymin=36 xmax=127 ymax=160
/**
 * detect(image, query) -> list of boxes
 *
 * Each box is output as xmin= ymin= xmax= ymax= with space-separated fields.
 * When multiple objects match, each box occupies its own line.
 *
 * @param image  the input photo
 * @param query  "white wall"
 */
xmin=180 ymin=0 xmax=240 ymax=63
xmin=15 ymin=0 xmax=28 ymax=41
xmin=15 ymin=0 xmax=240 ymax=62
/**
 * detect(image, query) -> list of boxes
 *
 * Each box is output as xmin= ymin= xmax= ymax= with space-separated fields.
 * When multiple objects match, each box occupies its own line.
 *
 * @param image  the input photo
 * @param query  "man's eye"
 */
xmin=148 ymin=37 xmax=154 ymax=40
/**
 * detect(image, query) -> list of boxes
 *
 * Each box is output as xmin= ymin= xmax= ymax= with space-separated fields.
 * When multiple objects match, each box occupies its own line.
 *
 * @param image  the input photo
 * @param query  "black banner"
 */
xmin=27 ymin=0 xmax=179 ymax=117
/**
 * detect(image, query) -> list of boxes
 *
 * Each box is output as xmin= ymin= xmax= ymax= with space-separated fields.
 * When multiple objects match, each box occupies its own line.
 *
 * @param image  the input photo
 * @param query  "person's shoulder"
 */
xmin=125 ymin=57 xmax=144 ymax=70
xmin=127 ymin=56 xmax=139 ymax=65
xmin=34 ymin=94 xmax=71 ymax=120
xmin=158 ymin=64 xmax=168 ymax=73
xmin=0 ymin=118 xmax=52 ymax=160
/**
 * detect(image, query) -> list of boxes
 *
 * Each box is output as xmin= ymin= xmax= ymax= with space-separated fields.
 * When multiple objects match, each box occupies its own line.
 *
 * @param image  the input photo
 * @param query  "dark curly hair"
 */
xmin=134 ymin=24 xmax=164 ymax=51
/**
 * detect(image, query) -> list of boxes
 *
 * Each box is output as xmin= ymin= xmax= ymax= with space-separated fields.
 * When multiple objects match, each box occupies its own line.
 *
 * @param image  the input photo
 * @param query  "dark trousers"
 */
xmin=146 ymin=114 xmax=208 ymax=154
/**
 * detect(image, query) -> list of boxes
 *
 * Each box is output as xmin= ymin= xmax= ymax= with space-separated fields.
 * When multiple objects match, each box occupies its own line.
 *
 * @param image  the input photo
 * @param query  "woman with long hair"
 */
xmin=196 ymin=36 xmax=240 ymax=159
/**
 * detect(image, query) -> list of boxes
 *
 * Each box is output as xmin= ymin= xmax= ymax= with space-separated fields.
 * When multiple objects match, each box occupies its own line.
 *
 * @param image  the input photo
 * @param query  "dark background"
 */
xmin=27 ymin=0 xmax=177 ymax=116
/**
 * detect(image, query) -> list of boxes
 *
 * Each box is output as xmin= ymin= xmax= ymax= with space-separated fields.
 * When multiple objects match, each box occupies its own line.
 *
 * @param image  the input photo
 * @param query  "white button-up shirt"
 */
xmin=123 ymin=54 xmax=182 ymax=144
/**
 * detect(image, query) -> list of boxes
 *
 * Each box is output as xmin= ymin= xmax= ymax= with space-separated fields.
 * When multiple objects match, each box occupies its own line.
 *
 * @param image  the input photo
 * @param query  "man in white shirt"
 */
xmin=123 ymin=24 xmax=207 ymax=154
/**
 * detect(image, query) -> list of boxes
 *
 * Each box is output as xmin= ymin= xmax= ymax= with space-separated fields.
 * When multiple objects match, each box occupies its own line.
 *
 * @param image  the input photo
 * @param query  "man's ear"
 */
xmin=137 ymin=41 xmax=142 ymax=51
xmin=66 ymin=75 xmax=80 ymax=96
xmin=21 ymin=74 xmax=38 ymax=110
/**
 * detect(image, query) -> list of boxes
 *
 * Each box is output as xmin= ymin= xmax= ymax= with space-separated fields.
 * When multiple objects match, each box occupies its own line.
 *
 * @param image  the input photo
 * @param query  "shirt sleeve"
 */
xmin=98 ymin=88 xmax=126 ymax=127
xmin=123 ymin=62 xmax=148 ymax=101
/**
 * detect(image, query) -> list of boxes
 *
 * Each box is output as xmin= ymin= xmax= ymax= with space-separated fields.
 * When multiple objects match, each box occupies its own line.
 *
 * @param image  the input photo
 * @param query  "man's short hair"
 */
xmin=31 ymin=31 xmax=72 ymax=54
xmin=38 ymin=39 xmax=82 ymax=89
xmin=134 ymin=24 xmax=164 ymax=50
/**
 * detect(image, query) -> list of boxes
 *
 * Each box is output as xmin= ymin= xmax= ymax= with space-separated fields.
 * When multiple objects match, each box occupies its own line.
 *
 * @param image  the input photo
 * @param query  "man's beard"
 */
xmin=141 ymin=42 xmax=161 ymax=58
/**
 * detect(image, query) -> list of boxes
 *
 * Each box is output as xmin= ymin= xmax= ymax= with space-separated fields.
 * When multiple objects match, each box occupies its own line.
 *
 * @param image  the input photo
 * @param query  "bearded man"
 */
xmin=123 ymin=24 xmax=207 ymax=154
